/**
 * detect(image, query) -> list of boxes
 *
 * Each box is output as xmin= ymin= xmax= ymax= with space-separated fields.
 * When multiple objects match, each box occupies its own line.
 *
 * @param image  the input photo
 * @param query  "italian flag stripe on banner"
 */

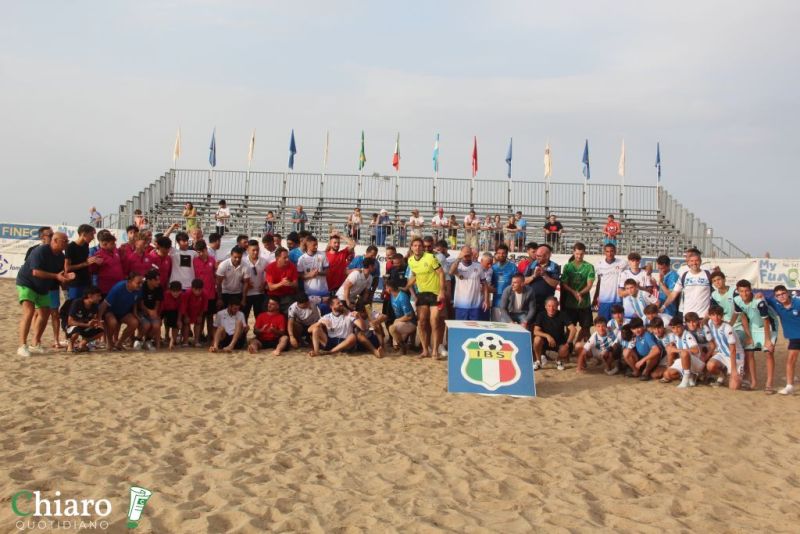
xmin=466 ymin=358 xmax=515 ymax=385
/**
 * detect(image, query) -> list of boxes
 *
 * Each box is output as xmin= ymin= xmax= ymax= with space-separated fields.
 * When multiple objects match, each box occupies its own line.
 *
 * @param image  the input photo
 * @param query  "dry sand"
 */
xmin=1 ymin=279 xmax=799 ymax=533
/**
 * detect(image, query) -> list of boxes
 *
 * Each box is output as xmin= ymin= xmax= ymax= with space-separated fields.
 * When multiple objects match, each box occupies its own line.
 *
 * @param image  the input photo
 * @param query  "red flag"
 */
xmin=471 ymin=136 xmax=478 ymax=177
xmin=392 ymin=133 xmax=400 ymax=171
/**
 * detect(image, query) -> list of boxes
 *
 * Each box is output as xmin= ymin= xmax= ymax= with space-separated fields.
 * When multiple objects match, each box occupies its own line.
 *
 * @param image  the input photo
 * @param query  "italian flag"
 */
xmin=392 ymin=133 xmax=400 ymax=171
xmin=464 ymin=342 xmax=516 ymax=389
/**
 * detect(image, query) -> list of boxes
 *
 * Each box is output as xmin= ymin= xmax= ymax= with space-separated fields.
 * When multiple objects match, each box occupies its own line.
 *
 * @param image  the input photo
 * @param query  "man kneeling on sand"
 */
xmin=209 ymin=301 xmax=247 ymax=353
xmin=248 ymin=296 xmax=289 ymax=356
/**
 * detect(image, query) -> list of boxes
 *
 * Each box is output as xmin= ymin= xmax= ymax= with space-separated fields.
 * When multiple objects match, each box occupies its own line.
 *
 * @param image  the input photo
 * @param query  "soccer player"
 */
xmin=308 ymin=296 xmax=359 ymax=357
xmin=617 ymin=252 xmax=651 ymax=306
xmin=593 ymin=243 xmax=627 ymax=321
xmin=248 ymin=296 xmax=289 ymax=356
xmin=337 ymin=258 xmax=375 ymax=310
xmin=577 ymin=316 xmax=619 ymax=375
xmin=683 ymin=312 xmax=712 ymax=360
xmin=161 ymin=281 xmax=183 ymax=349
xmin=93 ymin=231 xmax=125 ymax=296
xmin=182 ymin=279 xmax=207 ymax=346
xmin=560 ymin=242 xmax=595 ymax=342
xmin=621 ymin=317 xmax=663 ymax=380
xmin=63 ymin=285 xmax=105 ymax=353
xmin=136 ymin=270 xmax=163 ymax=351
xmin=167 ymin=230 xmax=199 ymax=291
xmin=242 ymin=240 xmax=270 ymax=321
xmin=386 ymin=279 xmax=416 ymax=353
xmin=209 ymin=300 xmax=247 ymax=353
xmin=405 ymin=237 xmax=445 ymax=359
xmin=606 ymin=304 xmax=628 ymax=343
xmin=193 ymin=239 xmax=218 ymax=341
xmin=326 ymin=234 xmax=355 ymax=294
xmin=533 ymin=297 xmax=576 ymax=371
xmin=99 ymin=272 xmax=144 ymax=351
xmin=65 ymin=224 xmax=99 ymax=300
xmin=450 ymin=246 xmax=489 ymax=320
xmin=622 ymin=278 xmax=658 ymax=320
xmin=655 ymin=255 xmax=679 ymax=319
xmin=660 ymin=316 xmax=706 ymax=388
xmin=287 ymin=294 xmax=321 ymax=349
xmin=215 ymin=246 xmax=246 ymax=307
xmin=705 ymin=304 xmax=745 ymax=390
xmin=733 ymin=280 xmax=777 ymax=393
xmin=761 ymin=285 xmax=800 ymax=395
xmin=298 ymin=236 xmax=330 ymax=304
xmin=265 ymin=247 xmax=299 ymax=313
xmin=710 ymin=271 xmax=739 ymax=324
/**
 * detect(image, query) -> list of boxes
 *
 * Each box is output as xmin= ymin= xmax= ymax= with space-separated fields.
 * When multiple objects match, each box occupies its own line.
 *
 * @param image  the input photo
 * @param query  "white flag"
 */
xmin=543 ymin=142 xmax=552 ymax=179
xmin=618 ymin=139 xmax=626 ymax=178
xmin=172 ymin=128 xmax=181 ymax=164
xmin=247 ymin=129 xmax=256 ymax=163
xmin=323 ymin=130 xmax=330 ymax=170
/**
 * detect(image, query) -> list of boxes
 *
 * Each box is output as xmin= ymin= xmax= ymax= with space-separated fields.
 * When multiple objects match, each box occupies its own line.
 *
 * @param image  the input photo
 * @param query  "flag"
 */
xmin=433 ymin=133 xmax=440 ymax=173
xmin=471 ymin=136 xmax=478 ymax=177
xmin=247 ymin=129 xmax=256 ymax=163
xmin=323 ymin=130 xmax=330 ymax=170
xmin=172 ymin=128 xmax=181 ymax=164
xmin=392 ymin=133 xmax=400 ymax=171
xmin=618 ymin=139 xmax=626 ymax=178
xmin=581 ymin=139 xmax=590 ymax=180
xmin=209 ymin=128 xmax=217 ymax=168
xmin=543 ymin=141 xmax=552 ymax=179
xmin=358 ymin=130 xmax=366 ymax=171
xmin=288 ymin=129 xmax=297 ymax=170
xmin=505 ymin=137 xmax=513 ymax=179
xmin=655 ymin=142 xmax=661 ymax=182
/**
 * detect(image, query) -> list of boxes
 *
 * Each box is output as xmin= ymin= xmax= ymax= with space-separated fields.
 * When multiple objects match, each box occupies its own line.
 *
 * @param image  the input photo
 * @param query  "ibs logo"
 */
xmin=10 ymin=486 xmax=153 ymax=531
xmin=0 ymin=254 xmax=10 ymax=276
xmin=460 ymin=333 xmax=521 ymax=391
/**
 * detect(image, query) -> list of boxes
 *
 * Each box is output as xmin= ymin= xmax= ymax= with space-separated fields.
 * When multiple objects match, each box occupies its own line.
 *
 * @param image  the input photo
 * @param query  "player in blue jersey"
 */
xmin=759 ymin=285 xmax=800 ymax=395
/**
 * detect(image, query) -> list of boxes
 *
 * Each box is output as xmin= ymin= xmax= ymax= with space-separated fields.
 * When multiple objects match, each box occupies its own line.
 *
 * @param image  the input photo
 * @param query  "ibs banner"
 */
xmin=0 ymin=222 xmax=127 ymax=280
xmin=446 ymin=320 xmax=536 ymax=397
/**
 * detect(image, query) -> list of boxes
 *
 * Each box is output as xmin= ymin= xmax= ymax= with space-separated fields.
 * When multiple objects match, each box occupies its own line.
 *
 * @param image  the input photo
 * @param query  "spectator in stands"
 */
xmin=463 ymin=209 xmax=479 ymax=249
xmin=543 ymin=214 xmax=563 ymax=250
xmin=408 ymin=209 xmax=425 ymax=240
xmin=89 ymin=206 xmax=103 ymax=228
xmin=292 ymin=205 xmax=308 ymax=232
xmin=504 ymin=215 xmax=518 ymax=252
xmin=514 ymin=211 xmax=527 ymax=251
xmin=213 ymin=200 xmax=230 ymax=237
xmin=447 ymin=215 xmax=458 ymax=249
xmin=603 ymin=214 xmax=621 ymax=247
xmin=368 ymin=213 xmax=379 ymax=245
xmin=376 ymin=209 xmax=391 ymax=246
xmin=182 ymin=202 xmax=198 ymax=230
xmin=431 ymin=207 xmax=447 ymax=241
xmin=395 ymin=216 xmax=407 ymax=247
xmin=498 ymin=273 xmax=536 ymax=329
xmin=492 ymin=215 xmax=504 ymax=250
xmin=264 ymin=210 xmax=276 ymax=235
xmin=347 ymin=207 xmax=362 ymax=241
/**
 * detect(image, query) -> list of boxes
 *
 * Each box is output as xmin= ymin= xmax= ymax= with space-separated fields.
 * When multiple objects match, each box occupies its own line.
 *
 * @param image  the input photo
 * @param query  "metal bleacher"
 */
xmin=111 ymin=169 xmax=748 ymax=258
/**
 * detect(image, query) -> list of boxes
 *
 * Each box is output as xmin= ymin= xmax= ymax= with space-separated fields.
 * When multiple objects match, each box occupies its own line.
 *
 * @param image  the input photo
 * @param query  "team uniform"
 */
xmin=298 ymin=252 xmax=330 ymax=299
xmin=561 ymin=261 xmax=595 ymax=328
xmin=658 ymin=269 xmax=680 ymax=317
xmin=584 ymin=331 xmax=618 ymax=359
xmin=708 ymin=321 xmax=746 ymax=375
xmin=711 ymin=288 xmax=739 ymax=325
xmin=407 ymin=253 xmax=442 ymax=306
xmin=764 ymin=295 xmax=800 ymax=350
xmin=667 ymin=330 xmax=706 ymax=374
xmin=733 ymin=296 xmax=777 ymax=350
xmin=622 ymin=291 xmax=657 ymax=320
xmin=453 ymin=262 xmax=485 ymax=320
xmin=607 ymin=317 xmax=629 ymax=344
xmin=618 ymin=268 xmax=651 ymax=318
xmin=594 ymin=258 xmax=627 ymax=320
xmin=319 ymin=312 xmax=357 ymax=351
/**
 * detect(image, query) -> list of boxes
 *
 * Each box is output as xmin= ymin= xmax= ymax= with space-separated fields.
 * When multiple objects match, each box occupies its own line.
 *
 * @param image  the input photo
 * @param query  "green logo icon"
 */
xmin=126 ymin=486 xmax=152 ymax=529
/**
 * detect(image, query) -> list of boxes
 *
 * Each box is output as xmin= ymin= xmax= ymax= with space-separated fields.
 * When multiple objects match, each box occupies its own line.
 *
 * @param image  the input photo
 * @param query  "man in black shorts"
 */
xmin=287 ymin=293 xmax=321 ymax=348
xmin=560 ymin=242 xmax=595 ymax=344
xmin=63 ymin=285 xmax=105 ymax=353
xmin=533 ymin=297 xmax=576 ymax=371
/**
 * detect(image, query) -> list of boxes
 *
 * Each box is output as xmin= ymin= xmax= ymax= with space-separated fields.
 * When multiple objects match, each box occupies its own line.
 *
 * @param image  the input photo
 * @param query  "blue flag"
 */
xmin=581 ymin=139 xmax=590 ymax=180
xmin=288 ymin=129 xmax=297 ymax=170
xmin=432 ymin=133 xmax=440 ymax=173
xmin=505 ymin=138 xmax=513 ymax=179
xmin=209 ymin=128 xmax=217 ymax=168
xmin=655 ymin=142 xmax=661 ymax=181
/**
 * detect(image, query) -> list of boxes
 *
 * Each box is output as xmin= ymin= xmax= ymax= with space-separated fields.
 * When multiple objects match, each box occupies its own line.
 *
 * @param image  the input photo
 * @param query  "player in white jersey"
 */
xmin=449 ymin=246 xmax=490 ymax=320
xmin=705 ymin=305 xmax=745 ymax=390
xmin=593 ymin=243 xmax=627 ymax=321
xmin=733 ymin=279 xmax=778 ymax=393
xmin=616 ymin=251 xmax=653 ymax=300
xmin=661 ymin=317 xmax=706 ymax=388
xmin=577 ymin=316 xmax=620 ymax=375
xmin=296 ymin=236 xmax=330 ymax=301
xmin=660 ymin=252 xmax=712 ymax=319
xmin=622 ymin=278 xmax=658 ymax=319
xmin=606 ymin=304 xmax=628 ymax=343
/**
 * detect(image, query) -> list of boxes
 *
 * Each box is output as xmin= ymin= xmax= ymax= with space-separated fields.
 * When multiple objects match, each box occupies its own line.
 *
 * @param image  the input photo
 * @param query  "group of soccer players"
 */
xmin=14 ymin=221 xmax=800 ymax=395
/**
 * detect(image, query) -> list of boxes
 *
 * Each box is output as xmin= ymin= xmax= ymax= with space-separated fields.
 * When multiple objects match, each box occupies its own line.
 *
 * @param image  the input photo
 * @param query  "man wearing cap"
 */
xmin=408 ymin=209 xmax=425 ymax=240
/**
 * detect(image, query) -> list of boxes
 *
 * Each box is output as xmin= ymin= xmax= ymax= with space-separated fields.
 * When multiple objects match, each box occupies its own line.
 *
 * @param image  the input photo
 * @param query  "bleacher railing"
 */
xmin=115 ymin=169 xmax=748 ymax=258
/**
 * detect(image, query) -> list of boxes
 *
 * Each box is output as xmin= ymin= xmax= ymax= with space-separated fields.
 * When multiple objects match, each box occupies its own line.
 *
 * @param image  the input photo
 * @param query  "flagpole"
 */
xmin=321 ymin=131 xmax=328 ymax=202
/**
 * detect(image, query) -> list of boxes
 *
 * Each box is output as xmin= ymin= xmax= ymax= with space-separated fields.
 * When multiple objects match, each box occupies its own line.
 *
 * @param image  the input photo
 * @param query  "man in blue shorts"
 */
xmin=99 ymin=272 xmax=144 ymax=350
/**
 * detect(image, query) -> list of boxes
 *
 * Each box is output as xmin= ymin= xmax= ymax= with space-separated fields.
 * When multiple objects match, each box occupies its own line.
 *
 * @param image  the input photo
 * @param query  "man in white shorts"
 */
xmin=705 ymin=304 xmax=745 ymax=390
xmin=576 ymin=316 xmax=619 ymax=375
xmin=661 ymin=316 xmax=706 ymax=388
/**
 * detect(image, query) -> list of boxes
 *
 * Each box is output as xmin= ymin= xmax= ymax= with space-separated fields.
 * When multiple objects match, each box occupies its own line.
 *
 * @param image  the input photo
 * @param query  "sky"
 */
xmin=2 ymin=1 xmax=798 ymax=256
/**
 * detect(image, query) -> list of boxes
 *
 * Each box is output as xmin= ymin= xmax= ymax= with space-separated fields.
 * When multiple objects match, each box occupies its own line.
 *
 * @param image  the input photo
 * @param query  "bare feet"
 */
xmin=308 ymin=350 xmax=319 ymax=357
xmin=248 ymin=344 xmax=257 ymax=354
xmin=209 ymin=346 xmax=218 ymax=353
xmin=375 ymin=347 xmax=384 ymax=358
xmin=271 ymin=349 xmax=281 ymax=356
xmin=417 ymin=352 xmax=431 ymax=359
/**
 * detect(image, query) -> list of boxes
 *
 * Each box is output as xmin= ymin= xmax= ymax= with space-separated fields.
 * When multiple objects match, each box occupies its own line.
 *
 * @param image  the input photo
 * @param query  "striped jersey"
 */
xmin=708 ymin=321 xmax=744 ymax=359
xmin=586 ymin=331 xmax=617 ymax=352
xmin=688 ymin=325 xmax=712 ymax=345
xmin=622 ymin=291 xmax=657 ymax=319
xmin=667 ymin=330 xmax=698 ymax=351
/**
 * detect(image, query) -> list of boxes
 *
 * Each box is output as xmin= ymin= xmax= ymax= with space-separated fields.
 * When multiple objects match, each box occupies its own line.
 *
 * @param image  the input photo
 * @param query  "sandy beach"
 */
xmin=1 ymin=279 xmax=799 ymax=533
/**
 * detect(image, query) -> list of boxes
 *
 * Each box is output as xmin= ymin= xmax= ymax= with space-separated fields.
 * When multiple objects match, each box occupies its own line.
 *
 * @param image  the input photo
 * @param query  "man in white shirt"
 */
xmin=242 ymin=240 xmax=270 ymax=321
xmin=463 ymin=210 xmax=479 ymax=249
xmin=450 ymin=246 xmax=489 ymax=320
xmin=260 ymin=234 xmax=277 ymax=264
xmin=216 ymin=246 xmax=246 ymax=307
xmin=431 ymin=207 xmax=447 ymax=241
xmin=592 ymin=243 xmax=627 ymax=320
xmin=661 ymin=252 xmax=712 ymax=319
xmin=408 ymin=209 xmax=425 ymax=239
xmin=167 ymin=231 xmax=199 ymax=290
xmin=616 ymin=251 xmax=653 ymax=302
xmin=209 ymin=301 xmax=246 ymax=352
xmin=287 ymin=294 xmax=321 ymax=348
xmin=308 ymin=296 xmax=361 ymax=356
xmin=336 ymin=258 xmax=375 ymax=309
xmin=297 ymin=235 xmax=330 ymax=302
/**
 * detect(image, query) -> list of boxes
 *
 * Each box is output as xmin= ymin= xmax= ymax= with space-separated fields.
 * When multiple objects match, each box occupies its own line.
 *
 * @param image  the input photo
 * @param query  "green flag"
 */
xmin=358 ymin=130 xmax=366 ymax=171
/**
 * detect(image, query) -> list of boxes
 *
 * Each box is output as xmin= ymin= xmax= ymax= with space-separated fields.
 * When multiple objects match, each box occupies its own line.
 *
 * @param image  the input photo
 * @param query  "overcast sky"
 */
xmin=2 ymin=1 xmax=798 ymax=256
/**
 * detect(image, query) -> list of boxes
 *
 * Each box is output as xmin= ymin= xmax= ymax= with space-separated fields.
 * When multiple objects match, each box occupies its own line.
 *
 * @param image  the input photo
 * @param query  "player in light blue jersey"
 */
xmin=758 ymin=285 xmax=800 ymax=395
xmin=705 ymin=305 xmax=745 ymax=390
xmin=622 ymin=278 xmax=658 ymax=320
xmin=661 ymin=317 xmax=706 ymax=388
xmin=733 ymin=280 xmax=778 ymax=393
xmin=577 ymin=316 xmax=620 ymax=375
xmin=710 ymin=271 xmax=740 ymax=326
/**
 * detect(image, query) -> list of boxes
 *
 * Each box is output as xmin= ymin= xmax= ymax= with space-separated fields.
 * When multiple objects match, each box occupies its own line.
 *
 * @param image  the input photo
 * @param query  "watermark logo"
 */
xmin=126 ymin=487 xmax=152 ymax=529
xmin=0 ymin=254 xmax=10 ymax=276
xmin=460 ymin=333 xmax=521 ymax=391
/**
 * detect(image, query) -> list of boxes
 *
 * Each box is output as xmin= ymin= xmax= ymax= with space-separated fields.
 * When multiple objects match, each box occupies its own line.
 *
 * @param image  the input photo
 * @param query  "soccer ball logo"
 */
xmin=477 ymin=333 xmax=502 ymax=351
